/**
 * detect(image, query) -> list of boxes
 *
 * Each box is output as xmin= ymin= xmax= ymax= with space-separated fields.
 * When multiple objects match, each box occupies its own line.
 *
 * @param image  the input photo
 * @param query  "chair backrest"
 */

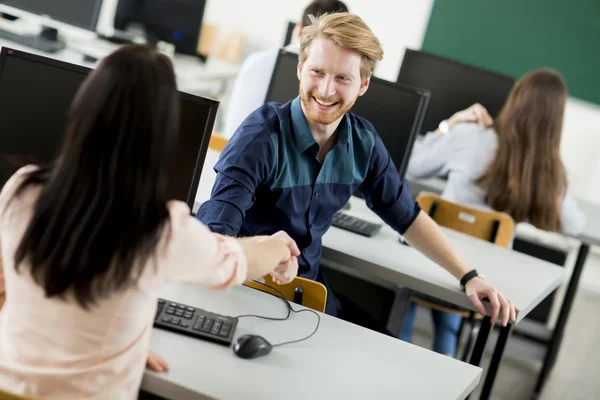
xmin=244 ymin=275 xmax=327 ymax=312
xmin=416 ymin=192 xmax=515 ymax=248
xmin=197 ymin=23 xmax=245 ymax=64
xmin=0 ymin=388 xmax=35 ymax=400
xmin=208 ymin=133 xmax=228 ymax=152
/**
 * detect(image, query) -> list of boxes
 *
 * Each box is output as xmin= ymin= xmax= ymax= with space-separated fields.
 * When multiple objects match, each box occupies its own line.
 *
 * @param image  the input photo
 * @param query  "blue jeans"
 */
xmin=400 ymin=300 xmax=463 ymax=356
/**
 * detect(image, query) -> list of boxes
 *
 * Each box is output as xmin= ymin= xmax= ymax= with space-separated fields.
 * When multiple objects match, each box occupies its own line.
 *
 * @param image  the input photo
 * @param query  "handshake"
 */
xmin=240 ymin=230 xmax=301 ymax=285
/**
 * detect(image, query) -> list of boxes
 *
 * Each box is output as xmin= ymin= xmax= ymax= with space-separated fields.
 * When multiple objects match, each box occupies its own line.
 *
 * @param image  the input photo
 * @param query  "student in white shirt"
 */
xmin=402 ymin=68 xmax=585 ymax=357
xmin=222 ymin=0 xmax=348 ymax=138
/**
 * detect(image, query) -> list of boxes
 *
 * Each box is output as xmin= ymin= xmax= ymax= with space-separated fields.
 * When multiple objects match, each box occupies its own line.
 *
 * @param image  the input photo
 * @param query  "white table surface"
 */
xmin=321 ymin=198 xmax=565 ymax=324
xmin=143 ymin=282 xmax=482 ymax=400
xmin=0 ymin=33 xmax=239 ymax=94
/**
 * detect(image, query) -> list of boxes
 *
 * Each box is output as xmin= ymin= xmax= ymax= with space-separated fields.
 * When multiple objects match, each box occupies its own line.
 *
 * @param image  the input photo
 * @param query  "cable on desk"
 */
xmin=234 ymin=280 xmax=321 ymax=347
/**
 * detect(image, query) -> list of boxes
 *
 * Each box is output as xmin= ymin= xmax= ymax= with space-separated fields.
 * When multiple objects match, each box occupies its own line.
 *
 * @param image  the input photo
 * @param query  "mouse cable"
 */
xmin=233 ymin=280 xmax=321 ymax=347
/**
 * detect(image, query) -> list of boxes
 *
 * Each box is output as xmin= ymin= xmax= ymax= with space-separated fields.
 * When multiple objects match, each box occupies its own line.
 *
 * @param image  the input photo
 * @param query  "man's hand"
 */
xmin=449 ymin=103 xmax=493 ymax=128
xmin=465 ymin=277 xmax=519 ymax=326
xmin=269 ymin=231 xmax=300 ymax=285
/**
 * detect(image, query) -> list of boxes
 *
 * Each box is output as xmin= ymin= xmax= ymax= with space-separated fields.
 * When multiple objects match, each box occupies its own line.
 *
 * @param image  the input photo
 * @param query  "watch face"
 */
xmin=439 ymin=120 xmax=449 ymax=134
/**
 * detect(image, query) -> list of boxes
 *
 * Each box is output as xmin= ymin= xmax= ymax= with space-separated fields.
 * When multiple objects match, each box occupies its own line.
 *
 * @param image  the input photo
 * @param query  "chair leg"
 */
xmin=455 ymin=317 xmax=466 ymax=357
xmin=461 ymin=312 xmax=477 ymax=362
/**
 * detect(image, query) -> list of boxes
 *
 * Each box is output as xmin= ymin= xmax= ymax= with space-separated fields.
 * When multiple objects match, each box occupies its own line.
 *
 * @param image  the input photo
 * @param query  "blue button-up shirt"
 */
xmin=197 ymin=97 xmax=420 ymax=284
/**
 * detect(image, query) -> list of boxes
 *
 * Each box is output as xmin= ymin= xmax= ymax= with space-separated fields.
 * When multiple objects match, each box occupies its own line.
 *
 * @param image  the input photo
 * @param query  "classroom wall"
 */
xmin=97 ymin=0 xmax=600 ymax=204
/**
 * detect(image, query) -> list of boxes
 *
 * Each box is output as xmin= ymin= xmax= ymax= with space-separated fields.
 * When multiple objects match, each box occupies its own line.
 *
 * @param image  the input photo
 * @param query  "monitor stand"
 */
xmin=0 ymin=26 xmax=66 ymax=53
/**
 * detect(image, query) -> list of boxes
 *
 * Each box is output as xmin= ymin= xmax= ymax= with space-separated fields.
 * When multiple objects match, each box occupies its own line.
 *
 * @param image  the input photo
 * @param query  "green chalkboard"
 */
xmin=421 ymin=0 xmax=600 ymax=105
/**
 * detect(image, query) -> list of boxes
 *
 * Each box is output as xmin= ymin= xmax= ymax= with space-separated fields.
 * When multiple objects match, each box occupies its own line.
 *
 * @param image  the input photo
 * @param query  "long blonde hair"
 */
xmin=476 ymin=68 xmax=568 ymax=232
xmin=298 ymin=12 xmax=383 ymax=80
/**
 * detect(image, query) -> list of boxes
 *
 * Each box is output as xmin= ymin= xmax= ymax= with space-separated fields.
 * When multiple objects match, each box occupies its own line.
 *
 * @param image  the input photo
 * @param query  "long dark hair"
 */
xmin=476 ymin=68 xmax=567 ymax=231
xmin=12 ymin=45 xmax=180 ymax=308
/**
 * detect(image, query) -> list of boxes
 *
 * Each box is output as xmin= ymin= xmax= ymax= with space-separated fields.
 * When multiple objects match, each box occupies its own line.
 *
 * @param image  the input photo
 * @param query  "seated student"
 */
xmin=402 ymin=68 xmax=585 ymax=356
xmin=222 ymin=0 xmax=348 ymax=138
xmin=0 ymin=44 xmax=299 ymax=399
xmin=198 ymin=12 xmax=518 ymax=330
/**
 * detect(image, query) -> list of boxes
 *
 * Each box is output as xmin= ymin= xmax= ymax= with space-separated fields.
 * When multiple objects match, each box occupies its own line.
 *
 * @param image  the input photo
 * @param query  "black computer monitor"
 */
xmin=283 ymin=21 xmax=295 ymax=47
xmin=114 ymin=0 xmax=207 ymax=57
xmin=0 ymin=47 xmax=218 ymax=209
xmin=265 ymin=49 xmax=430 ymax=179
xmin=0 ymin=0 xmax=102 ymax=52
xmin=398 ymin=49 xmax=515 ymax=134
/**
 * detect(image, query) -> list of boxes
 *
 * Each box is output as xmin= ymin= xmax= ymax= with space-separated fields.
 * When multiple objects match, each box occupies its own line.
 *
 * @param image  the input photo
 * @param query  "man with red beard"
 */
xmin=197 ymin=13 xmax=517 ymax=328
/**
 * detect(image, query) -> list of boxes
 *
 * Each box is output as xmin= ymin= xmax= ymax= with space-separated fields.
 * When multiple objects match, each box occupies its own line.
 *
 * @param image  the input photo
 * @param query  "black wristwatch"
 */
xmin=460 ymin=269 xmax=484 ymax=291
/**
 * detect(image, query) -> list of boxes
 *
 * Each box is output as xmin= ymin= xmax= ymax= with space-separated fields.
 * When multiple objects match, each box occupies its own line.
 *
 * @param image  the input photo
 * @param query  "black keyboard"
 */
xmin=331 ymin=211 xmax=382 ymax=237
xmin=154 ymin=298 xmax=238 ymax=346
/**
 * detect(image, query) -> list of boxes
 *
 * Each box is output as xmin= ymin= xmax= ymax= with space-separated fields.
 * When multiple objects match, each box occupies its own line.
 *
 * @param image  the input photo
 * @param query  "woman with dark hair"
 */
xmin=402 ymin=68 xmax=585 ymax=357
xmin=0 ymin=45 xmax=298 ymax=398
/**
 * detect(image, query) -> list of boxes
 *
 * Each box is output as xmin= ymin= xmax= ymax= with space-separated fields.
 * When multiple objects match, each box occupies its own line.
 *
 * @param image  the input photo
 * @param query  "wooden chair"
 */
xmin=244 ymin=275 xmax=327 ymax=313
xmin=414 ymin=192 xmax=515 ymax=360
xmin=208 ymin=133 xmax=229 ymax=152
xmin=197 ymin=23 xmax=245 ymax=64
xmin=0 ymin=388 xmax=36 ymax=400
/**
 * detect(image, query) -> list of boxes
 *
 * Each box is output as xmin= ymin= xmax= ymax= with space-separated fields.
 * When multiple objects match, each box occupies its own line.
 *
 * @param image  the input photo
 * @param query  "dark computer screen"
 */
xmin=0 ymin=0 xmax=103 ymax=30
xmin=0 ymin=47 xmax=218 ymax=208
xmin=398 ymin=49 xmax=515 ymax=134
xmin=114 ymin=0 xmax=207 ymax=55
xmin=283 ymin=21 xmax=295 ymax=47
xmin=265 ymin=50 xmax=430 ymax=179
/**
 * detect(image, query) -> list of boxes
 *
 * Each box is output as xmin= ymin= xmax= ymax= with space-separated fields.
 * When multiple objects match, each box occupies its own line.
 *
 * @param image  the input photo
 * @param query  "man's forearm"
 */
xmin=402 ymin=211 xmax=471 ymax=280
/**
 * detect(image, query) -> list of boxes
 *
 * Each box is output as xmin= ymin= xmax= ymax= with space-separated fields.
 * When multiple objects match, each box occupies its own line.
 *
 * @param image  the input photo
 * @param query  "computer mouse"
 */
xmin=233 ymin=334 xmax=273 ymax=359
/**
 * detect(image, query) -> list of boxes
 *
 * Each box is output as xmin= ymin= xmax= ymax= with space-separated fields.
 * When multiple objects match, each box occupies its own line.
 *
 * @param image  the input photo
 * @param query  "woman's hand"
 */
xmin=146 ymin=350 xmax=169 ymax=373
xmin=449 ymin=103 xmax=493 ymax=127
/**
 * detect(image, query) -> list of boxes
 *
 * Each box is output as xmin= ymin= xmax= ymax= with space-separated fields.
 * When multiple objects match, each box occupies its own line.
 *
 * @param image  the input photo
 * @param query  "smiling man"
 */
xmin=197 ymin=13 xmax=517 ymax=329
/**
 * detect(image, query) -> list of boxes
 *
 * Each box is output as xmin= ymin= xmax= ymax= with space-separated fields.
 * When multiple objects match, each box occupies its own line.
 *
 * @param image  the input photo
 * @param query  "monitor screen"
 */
xmin=265 ymin=49 xmax=430 ymax=179
xmin=0 ymin=47 xmax=218 ymax=208
xmin=114 ymin=0 xmax=207 ymax=55
xmin=398 ymin=49 xmax=515 ymax=134
xmin=0 ymin=0 xmax=102 ymax=31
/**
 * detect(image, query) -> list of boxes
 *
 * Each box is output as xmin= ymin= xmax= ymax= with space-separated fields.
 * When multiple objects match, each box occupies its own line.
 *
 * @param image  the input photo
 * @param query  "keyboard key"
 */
xmin=175 ymin=310 xmax=184 ymax=316
xmin=211 ymin=320 xmax=223 ymax=335
xmin=170 ymin=303 xmax=177 ymax=307
xmin=178 ymin=305 xmax=186 ymax=310
xmin=220 ymin=323 xmax=232 ymax=337
xmin=166 ymin=308 xmax=175 ymax=314
xmin=184 ymin=311 xmax=193 ymax=319
xmin=161 ymin=316 xmax=173 ymax=323
xmin=158 ymin=299 xmax=165 ymax=304
xmin=186 ymin=307 xmax=194 ymax=312
xmin=201 ymin=318 xmax=213 ymax=332
xmin=172 ymin=317 xmax=181 ymax=325
xmin=180 ymin=320 xmax=190 ymax=328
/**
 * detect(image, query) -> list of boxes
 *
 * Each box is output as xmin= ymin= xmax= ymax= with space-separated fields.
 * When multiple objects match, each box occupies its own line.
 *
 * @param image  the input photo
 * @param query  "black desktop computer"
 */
xmin=0 ymin=47 xmax=218 ymax=208
xmin=0 ymin=0 xmax=102 ymax=52
xmin=113 ymin=0 xmax=208 ymax=58
xmin=398 ymin=49 xmax=515 ymax=135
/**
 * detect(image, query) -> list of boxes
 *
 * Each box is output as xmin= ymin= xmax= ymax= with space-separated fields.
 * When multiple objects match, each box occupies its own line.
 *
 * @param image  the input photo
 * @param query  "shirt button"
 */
xmin=315 ymin=192 xmax=319 ymax=197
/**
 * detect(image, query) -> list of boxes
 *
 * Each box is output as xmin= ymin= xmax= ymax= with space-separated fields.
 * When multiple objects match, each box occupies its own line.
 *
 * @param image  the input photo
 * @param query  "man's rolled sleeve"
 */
xmin=196 ymin=124 xmax=274 ymax=236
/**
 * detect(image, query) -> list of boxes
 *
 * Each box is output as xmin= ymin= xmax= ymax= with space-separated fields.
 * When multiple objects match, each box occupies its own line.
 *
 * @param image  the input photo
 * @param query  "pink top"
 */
xmin=0 ymin=166 xmax=248 ymax=399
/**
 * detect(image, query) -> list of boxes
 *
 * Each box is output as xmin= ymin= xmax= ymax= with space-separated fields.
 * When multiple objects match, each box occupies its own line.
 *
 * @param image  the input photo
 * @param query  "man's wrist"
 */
xmin=460 ymin=269 xmax=484 ymax=291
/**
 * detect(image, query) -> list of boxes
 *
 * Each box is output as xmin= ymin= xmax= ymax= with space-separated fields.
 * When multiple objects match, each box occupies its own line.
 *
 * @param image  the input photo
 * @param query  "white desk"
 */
xmin=193 ymin=149 xmax=565 ymax=399
xmin=0 ymin=34 xmax=239 ymax=95
xmin=321 ymin=198 xmax=565 ymax=325
xmin=143 ymin=283 xmax=482 ymax=400
xmin=408 ymin=176 xmax=600 ymax=397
